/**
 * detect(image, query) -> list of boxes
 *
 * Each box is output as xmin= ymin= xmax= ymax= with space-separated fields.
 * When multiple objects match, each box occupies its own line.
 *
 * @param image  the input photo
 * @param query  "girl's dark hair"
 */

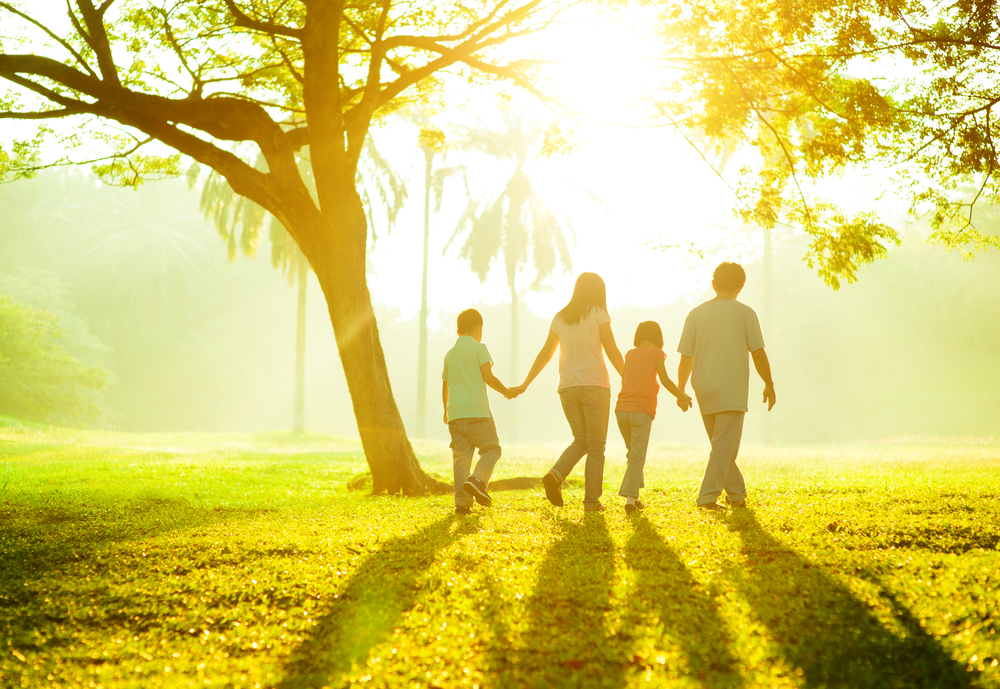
xmin=633 ymin=321 xmax=664 ymax=348
xmin=557 ymin=273 xmax=607 ymax=325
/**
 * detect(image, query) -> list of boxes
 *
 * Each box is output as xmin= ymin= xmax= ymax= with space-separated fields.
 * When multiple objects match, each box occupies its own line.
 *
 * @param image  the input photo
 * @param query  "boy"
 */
xmin=442 ymin=308 xmax=515 ymax=514
xmin=677 ymin=262 xmax=776 ymax=511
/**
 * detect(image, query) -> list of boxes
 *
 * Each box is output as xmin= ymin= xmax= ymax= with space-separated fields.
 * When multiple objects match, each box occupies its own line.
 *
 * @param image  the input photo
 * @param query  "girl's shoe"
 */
xmin=624 ymin=499 xmax=645 ymax=515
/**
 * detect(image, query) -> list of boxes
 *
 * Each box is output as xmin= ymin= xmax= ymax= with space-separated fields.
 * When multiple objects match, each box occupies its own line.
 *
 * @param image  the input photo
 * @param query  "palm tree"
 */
xmin=194 ymin=141 xmax=406 ymax=432
xmin=448 ymin=118 xmax=578 ymax=441
xmin=0 ymin=171 xmax=103 ymax=275
xmin=414 ymin=126 xmax=464 ymax=437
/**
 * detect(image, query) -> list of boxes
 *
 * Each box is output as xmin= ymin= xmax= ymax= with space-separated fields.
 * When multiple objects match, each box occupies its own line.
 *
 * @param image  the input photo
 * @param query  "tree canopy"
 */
xmin=657 ymin=0 xmax=1000 ymax=287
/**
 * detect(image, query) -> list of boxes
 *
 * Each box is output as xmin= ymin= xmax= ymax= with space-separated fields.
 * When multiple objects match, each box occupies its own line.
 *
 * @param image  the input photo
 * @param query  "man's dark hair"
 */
xmin=457 ymin=308 xmax=484 ymax=334
xmin=633 ymin=320 xmax=664 ymax=348
xmin=713 ymin=261 xmax=747 ymax=292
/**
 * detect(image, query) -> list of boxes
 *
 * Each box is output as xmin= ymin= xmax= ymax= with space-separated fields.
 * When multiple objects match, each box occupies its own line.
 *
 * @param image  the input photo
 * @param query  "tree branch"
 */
xmin=75 ymin=0 xmax=120 ymax=86
xmin=721 ymin=61 xmax=815 ymax=231
xmin=381 ymin=0 xmax=517 ymax=51
xmin=221 ymin=0 xmax=304 ymax=39
xmin=285 ymin=126 xmax=309 ymax=151
xmin=0 ymin=2 xmax=97 ymax=79
xmin=0 ymin=107 xmax=87 ymax=119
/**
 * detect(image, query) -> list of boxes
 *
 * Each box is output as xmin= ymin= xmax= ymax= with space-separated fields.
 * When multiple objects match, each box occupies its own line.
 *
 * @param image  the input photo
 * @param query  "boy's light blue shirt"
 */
xmin=442 ymin=335 xmax=494 ymax=420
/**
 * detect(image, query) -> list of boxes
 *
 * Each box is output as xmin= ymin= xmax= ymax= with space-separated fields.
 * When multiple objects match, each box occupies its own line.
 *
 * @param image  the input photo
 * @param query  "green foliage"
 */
xmin=538 ymin=119 xmax=578 ymax=158
xmin=799 ymin=208 xmax=901 ymax=290
xmin=1 ymin=430 xmax=998 ymax=687
xmin=90 ymin=133 xmax=184 ymax=188
xmin=419 ymin=127 xmax=448 ymax=154
xmin=658 ymin=0 xmax=1000 ymax=284
xmin=0 ymin=297 xmax=108 ymax=425
xmin=0 ymin=268 xmax=111 ymax=367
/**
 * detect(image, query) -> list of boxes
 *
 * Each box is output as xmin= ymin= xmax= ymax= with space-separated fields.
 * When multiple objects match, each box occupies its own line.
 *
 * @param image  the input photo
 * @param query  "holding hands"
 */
xmin=505 ymin=383 xmax=527 ymax=399
xmin=676 ymin=392 xmax=693 ymax=412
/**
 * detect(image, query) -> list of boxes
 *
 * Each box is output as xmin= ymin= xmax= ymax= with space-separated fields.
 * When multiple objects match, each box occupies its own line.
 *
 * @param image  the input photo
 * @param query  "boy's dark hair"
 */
xmin=633 ymin=321 xmax=664 ymax=348
xmin=713 ymin=261 xmax=747 ymax=292
xmin=457 ymin=308 xmax=484 ymax=334
xmin=557 ymin=272 xmax=608 ymax=325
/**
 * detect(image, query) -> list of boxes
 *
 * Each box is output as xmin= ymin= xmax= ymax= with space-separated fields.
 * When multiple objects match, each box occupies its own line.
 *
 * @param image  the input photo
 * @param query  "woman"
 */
xmin=511 ymin=272 xmax=624 ymax=511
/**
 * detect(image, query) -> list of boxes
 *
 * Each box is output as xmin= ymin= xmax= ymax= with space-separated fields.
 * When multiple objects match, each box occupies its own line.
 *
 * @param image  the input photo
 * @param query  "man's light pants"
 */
xmin=697 ymin=411 xmax=747 ymax=506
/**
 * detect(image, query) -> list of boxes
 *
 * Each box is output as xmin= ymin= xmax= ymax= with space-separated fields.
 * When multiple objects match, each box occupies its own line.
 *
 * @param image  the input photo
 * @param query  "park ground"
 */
xmin=1 ymin=421 xmax=998 ymax=689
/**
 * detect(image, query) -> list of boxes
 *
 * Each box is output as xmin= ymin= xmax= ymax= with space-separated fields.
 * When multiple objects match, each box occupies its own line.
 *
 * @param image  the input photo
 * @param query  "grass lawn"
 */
xmin=1 ymin=421 xmax=998 ymax=688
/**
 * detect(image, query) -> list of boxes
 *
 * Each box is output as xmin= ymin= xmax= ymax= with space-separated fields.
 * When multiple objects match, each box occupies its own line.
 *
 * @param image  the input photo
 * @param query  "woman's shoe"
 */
xmin=542 ymin=472 xmax=564 ymax=507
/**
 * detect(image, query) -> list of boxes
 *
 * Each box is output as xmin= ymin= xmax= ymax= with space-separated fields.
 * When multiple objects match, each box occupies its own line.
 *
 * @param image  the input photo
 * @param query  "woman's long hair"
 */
xmin=557 ymin=272 xmax=607 ymax=325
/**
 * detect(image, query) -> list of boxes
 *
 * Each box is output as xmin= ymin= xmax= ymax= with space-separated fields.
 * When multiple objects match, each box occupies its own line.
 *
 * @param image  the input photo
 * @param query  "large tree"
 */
xmin=657 ymin=0 xmax=1000 ymax=288
xmin=0 ymin=0 xmax=559 ymax=494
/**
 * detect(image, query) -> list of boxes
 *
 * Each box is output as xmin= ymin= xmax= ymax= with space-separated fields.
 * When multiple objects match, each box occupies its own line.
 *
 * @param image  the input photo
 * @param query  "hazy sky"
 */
xmin=5 ymin=1 xmax=908 ymax=325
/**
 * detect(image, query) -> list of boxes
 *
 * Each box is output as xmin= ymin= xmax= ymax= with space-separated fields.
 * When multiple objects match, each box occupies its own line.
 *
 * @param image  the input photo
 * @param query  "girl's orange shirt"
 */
xmin=615 ymin=347 xmax=666 ymax=419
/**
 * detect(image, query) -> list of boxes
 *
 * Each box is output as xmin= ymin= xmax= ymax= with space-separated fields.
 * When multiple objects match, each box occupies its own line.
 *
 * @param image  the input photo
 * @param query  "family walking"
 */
xmin=441 ymin=262 xmax=777 ymax=515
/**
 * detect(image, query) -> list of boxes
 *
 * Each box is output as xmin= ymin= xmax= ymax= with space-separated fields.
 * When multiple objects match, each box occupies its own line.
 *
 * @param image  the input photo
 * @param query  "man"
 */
xmin=677 ymin=262 xmax=776 ymax=511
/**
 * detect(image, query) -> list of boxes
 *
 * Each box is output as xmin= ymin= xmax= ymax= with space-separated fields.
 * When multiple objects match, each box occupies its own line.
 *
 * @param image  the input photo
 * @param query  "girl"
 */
xmin=511 ymin=273 xmax=624 ymax=511
xmin=615 ymin=321 xmax=692 ymax=514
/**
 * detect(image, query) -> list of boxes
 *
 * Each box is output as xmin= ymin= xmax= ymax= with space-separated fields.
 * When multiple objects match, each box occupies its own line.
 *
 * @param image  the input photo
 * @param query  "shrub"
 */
xmin=0 ymin=296 xmax=109 ymax=424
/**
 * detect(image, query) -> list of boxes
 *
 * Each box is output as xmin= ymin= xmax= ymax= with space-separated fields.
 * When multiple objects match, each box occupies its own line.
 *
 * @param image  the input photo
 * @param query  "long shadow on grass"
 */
xmin=727 ymin=510 xmax=970 ymax=688
xmin=491 ymin=513 xmax=625 ymax=688
xmin=624 ymin=516 xmax=744 ymax=687
xmin=277 ymin=513 xmax=476 ymax=688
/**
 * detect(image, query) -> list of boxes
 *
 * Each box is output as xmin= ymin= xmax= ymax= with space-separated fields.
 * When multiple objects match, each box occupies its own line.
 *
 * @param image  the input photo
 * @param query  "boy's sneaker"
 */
xmin=725 ymin=497 xmax=746 ymax=508
xmin=463 ymin=476 xmax=492 ymax=507
xmin=542 ymin=471 xmax=564 ymax=507
xmin=698 ymin=502 xmax=724 ymax=512
xmin=455 ymin=505 xmax=472 ymax=515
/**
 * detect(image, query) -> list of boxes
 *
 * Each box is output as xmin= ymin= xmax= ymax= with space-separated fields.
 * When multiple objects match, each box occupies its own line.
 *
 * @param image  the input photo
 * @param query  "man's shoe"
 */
xmin=698 ymin=502 xmax=724 ymax=512
xmin=455 ymin=505 xmax=472 ymax=515
xmin=463 ymin=476 xmax=492 ymax=507
xmin=584 ymin=502 xmax=605 ymax=512
xmin=542 ymin=472 xmax=564 ymax=507
xmin=725 ymin=497 xmax=746 ymax=508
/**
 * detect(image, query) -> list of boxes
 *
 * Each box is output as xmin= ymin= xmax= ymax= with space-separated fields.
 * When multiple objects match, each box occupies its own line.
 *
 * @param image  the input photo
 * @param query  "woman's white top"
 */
xmin=549 ymin=306 xmax=611 ymax=393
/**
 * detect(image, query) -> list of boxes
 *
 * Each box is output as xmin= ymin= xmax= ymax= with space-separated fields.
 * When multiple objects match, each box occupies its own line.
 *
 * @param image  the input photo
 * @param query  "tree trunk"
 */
xmin=415 ymin=148 xmax=433 ymax=438
xmin=508 ymin=279 xmax=519 ymax=442
xmin=306 ymin=196 xmax=448 ymax=496
xmin=293 ymin=251 xmax=307 ymax=433
xmin=762 ymin=225 xmax=773 ymax=445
